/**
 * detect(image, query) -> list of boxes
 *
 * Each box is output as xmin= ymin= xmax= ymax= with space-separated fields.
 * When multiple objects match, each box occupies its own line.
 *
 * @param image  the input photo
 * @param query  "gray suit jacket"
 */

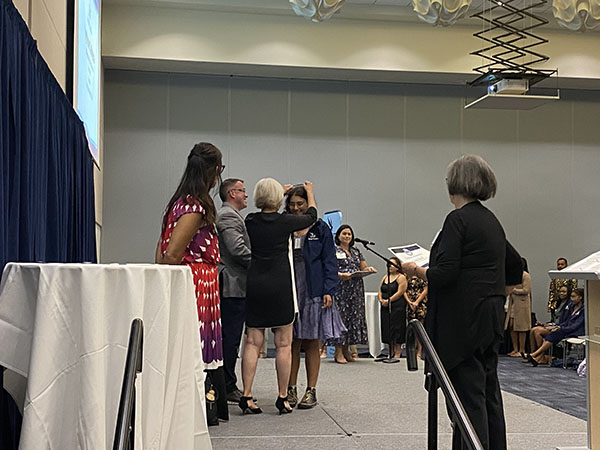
xmin=216 ymin=203 xmax=251 ymax=298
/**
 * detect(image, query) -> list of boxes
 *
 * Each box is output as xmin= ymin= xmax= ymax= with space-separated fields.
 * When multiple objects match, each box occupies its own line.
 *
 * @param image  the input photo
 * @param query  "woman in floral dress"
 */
xmin=330 ymin=224 xmax=376 ymax=364
xmin=156 ymin=142 xmax=227 ymax=418
xmin=404 ymin=275 xmax=428 ymax=358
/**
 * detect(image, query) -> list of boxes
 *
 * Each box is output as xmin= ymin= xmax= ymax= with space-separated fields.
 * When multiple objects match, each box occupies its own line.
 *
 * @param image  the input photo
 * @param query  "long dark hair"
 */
xmin=162 ymin=143 xmax=222 ymax=230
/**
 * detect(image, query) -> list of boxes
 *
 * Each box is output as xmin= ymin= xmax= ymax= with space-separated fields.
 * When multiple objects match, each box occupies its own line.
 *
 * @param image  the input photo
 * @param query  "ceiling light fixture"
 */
xmin=412 ymin=0 xmax=473 ymax=26
xmin=553 ymin=0 xmax=600 ymax=31
xmin=289 ymin=0 xmax=346 ymax=22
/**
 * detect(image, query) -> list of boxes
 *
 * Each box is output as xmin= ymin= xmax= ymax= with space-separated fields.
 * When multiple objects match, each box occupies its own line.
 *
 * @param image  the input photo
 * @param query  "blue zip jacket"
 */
xmin=557 ymin=301 xmax=585 ymax=338
xmin=302 ymin=219 xmax=338 ymax=298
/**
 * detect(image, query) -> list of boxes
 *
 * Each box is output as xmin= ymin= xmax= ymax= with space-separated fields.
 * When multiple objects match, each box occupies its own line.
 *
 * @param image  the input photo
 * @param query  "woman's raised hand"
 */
xmin=283 ymin=184 xmax=293 ymax=194
xmin=303 ymin=181 xmax=314 ymax=194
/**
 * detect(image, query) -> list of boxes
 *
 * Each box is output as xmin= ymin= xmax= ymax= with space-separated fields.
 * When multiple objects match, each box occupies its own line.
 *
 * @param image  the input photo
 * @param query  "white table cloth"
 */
xmin=365 ymin=292 xmax=385 ymax=358
xmin=0 ymin=263 xmax=211 ymax=450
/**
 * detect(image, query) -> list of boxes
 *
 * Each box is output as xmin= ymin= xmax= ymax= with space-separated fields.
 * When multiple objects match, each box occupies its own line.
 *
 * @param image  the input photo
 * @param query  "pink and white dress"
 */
xmin=160 ymin=195 xmax=222 ymax=370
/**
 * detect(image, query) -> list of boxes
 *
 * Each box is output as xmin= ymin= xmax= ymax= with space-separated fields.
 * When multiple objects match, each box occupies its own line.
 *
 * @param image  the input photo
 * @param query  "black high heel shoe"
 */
xmin=527 ymin=354 xmax=539 ymax=367
xmin=275 ymin=396 xmax=293 ymax=415
xmin=239 ymin=396 xmax=262 ymax=414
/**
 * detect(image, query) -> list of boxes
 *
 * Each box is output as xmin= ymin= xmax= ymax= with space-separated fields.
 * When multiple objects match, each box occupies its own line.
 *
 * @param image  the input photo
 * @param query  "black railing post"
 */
xmin=113 ymin=318 xmax=144 ymax=450
xmin=426 ymin=373 xmax=438 ymax=450
xmin=406 ymin=319 xmax=484 ymax=450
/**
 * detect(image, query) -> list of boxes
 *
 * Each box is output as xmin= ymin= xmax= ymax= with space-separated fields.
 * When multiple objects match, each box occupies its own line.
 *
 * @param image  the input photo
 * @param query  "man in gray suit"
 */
xmin=216 ymin=178 xmax=251 ymax=403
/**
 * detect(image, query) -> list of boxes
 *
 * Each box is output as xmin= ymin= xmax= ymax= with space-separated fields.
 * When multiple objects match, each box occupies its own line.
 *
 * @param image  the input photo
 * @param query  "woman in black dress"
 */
xmin=240 ymin=179 xmax=317 ymax=415
xmin=402 ymin=155 xmax=522 ymax=450
xmin=378 ymin=257 xmax=408 ymax=358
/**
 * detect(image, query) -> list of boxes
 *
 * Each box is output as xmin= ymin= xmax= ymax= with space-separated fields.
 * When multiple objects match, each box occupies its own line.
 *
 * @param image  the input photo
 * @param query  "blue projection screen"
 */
xmin=74 ymin=0 xmax=101 ymax=164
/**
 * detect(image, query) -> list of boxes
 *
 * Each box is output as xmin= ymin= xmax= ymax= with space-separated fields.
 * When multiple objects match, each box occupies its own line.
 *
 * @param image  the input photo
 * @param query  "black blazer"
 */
xmin=426 ymin=201 xmax=522 ymax=371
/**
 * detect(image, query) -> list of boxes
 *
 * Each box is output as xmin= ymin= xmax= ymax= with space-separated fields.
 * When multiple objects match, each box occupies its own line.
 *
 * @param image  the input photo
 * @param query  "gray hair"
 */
xmin=253 ymin=178 xmax=284 ymax=210
xmin=446 ymin=155 xmax=497 ymax=201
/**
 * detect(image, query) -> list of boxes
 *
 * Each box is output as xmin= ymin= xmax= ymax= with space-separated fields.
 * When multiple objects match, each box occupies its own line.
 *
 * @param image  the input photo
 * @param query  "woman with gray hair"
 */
xmin=403 ymin=155 xmax=522 ymax=450
xmin=240 ymin=178 xmax=317 ymax=415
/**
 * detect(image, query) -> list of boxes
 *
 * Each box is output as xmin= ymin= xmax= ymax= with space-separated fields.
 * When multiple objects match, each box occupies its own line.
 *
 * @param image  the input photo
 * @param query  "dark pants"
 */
xmin=447 ymin=342 xmax=507 ymax=450
xmin=220 ymin=296 xmax=246 ymax=393
xmin=205 ymin=367 xmax=228 ymax=421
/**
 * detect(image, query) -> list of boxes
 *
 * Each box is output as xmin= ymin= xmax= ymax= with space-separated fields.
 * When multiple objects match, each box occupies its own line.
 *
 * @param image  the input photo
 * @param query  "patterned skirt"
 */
xmin=189 ymin=262 xmax=222 ymax=370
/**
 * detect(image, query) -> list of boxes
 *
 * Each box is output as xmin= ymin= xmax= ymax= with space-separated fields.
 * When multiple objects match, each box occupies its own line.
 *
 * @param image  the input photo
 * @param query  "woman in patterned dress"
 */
xmin=404 ymin=275 xmax=428 ymax=359
xmin=331 ymin=224 xmax=376 ymax=364
xmin=155 ymin=142 xmax=226 ymax=418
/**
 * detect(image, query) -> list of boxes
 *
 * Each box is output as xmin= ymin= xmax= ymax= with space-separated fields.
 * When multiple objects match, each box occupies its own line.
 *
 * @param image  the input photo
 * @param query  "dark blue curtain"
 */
xmin=0 ymin=0 xmax=97 ymax=276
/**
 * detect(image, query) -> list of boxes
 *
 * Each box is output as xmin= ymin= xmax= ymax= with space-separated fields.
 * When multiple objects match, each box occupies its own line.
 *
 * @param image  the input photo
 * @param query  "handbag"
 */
xmin=204 ymin=377 xmax=219 ymax=427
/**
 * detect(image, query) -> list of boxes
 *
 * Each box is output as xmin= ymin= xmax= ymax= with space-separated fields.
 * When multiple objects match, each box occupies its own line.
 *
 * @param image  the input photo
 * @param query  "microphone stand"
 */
xmin=358 ymin=241 xmax=402 ymax=364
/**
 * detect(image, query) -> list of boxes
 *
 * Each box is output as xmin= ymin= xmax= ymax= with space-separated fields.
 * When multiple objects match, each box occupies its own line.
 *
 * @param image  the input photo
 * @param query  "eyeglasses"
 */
xmin=218 ymin=164 xmax=226 ymax=174
xmin=229 ymin=188 xmax=246 ymax=194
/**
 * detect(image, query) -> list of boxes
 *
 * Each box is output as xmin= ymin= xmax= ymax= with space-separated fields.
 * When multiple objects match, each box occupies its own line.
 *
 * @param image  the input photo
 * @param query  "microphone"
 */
xmin=355 ymin=238 xmax=375 ymax=245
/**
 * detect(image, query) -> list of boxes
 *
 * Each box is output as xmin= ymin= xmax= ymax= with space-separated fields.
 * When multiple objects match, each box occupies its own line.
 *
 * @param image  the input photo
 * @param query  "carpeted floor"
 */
xmin=497 ymin=354 xmax=587 ymax=420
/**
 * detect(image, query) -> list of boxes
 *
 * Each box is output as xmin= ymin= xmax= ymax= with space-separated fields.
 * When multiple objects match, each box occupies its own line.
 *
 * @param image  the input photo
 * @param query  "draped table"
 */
xmin=0 ymin=263 xmax=211 ymax=450
xmin=365 ymin=292 xmax=385 ymax=358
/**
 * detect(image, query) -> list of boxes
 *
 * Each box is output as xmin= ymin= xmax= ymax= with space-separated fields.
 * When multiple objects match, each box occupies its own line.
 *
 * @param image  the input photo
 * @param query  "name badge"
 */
xmin=294 ymin=237 xmax=302 ymax=249
xmin=336 ymin=250 xmax=347 ymax=260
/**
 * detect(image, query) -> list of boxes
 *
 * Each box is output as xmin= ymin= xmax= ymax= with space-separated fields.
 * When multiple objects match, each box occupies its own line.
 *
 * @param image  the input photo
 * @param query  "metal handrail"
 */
xmin=113 ymin=319 xmax=144 ymax=450
xmin=406 ymin=319 xmax=484 ymax=450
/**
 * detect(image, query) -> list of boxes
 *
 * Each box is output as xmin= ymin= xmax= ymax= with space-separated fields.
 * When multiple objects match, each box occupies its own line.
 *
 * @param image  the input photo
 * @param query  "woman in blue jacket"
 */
xmin=284 ymin=186 xmax=346 ymax=409
xmin=528 ymin=288 xmax=585 ymax=366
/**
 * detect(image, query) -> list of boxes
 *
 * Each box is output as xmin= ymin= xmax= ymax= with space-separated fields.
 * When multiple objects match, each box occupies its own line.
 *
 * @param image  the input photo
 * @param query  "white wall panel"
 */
xmin=167 ymin=74 xmax=230 ymax=201
xmin=103 ymin=70 xmax=600 ymax=318
xmin=229 ymin=77 xmax=289 ymax=205
xmin=346 ymin=83 xmax=405 ymax=275
xmin=517 ymin=100 xmax=574 ymax=314
xmin=102 ymin=71 xmax=169 ymax=263
xmin=289 ymin=80 xmax=348 ymax=218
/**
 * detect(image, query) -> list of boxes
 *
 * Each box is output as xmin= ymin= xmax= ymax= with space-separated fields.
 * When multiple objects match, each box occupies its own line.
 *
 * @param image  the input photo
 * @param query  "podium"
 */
xmin=550 ymin=251 xmax=600 ymax=450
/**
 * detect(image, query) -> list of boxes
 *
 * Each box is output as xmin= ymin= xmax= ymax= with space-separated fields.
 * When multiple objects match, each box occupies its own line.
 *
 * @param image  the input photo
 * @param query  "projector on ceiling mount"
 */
xmin=465 ymin=74 xmax=560 ymax=111
xmin=487 ymin=79 xmax=529 ymax=95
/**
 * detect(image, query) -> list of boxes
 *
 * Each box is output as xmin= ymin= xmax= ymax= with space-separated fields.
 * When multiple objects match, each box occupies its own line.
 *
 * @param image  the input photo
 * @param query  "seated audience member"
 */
xmin=377 ymin=257 xmax=408 ymax=359
xmin=553 ymin=285 xmax=571 ymax=320
xmin=527 ymin=288 xmax=585 ymax=366
xmin=505 ymin=257 xmax=531 ymax=357
xmin=528 ymin=285 xmax=569 ymax=358
xmin=547 ymin=257 xmax=577 ymax=323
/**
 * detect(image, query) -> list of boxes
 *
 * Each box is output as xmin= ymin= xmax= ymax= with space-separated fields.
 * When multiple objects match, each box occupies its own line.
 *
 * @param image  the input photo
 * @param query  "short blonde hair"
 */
xmin=254 ymin=178 xmax=284 ymax=210
xmin=446 ymin=154 xmax=497 ymax=201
